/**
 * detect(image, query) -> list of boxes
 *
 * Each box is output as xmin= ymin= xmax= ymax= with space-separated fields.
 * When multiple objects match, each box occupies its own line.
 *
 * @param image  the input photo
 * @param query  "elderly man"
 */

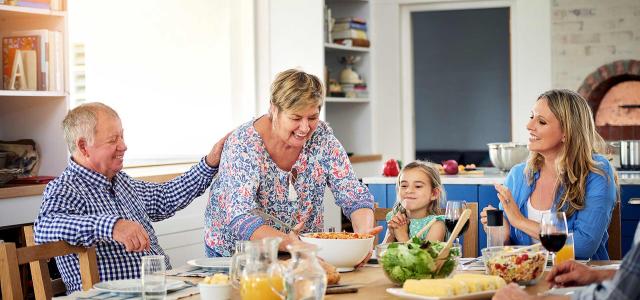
xmin=34 ymin=102 xmax=226 ymax=293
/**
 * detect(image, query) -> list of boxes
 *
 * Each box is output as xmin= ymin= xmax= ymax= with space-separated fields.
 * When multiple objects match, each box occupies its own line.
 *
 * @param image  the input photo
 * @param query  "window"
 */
xmin=68 ymin=0 xmax=247 ymax=166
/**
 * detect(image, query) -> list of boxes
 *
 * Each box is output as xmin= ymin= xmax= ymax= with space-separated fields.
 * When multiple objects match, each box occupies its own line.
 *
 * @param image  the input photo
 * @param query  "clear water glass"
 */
xmin=141 ymin=255 xmax=166 ymax=300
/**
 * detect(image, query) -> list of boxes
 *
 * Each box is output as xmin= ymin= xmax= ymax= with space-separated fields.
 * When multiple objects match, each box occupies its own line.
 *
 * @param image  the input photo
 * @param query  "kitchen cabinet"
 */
xmin=621 ymin=185 xmax=640 ymax=256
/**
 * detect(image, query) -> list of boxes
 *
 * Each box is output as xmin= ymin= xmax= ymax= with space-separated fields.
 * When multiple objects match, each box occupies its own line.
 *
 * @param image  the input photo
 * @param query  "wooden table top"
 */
xmin=170 ymin=261 xmax=619 ymax=299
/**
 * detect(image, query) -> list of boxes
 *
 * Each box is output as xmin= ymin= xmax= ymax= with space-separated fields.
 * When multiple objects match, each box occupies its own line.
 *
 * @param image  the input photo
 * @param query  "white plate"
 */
xmin=545 ymin=286 xmax=585 ymax=295
xmin=386 ymin=288 xmax=496 ymax=300
xmin=187 ymin=257 xmax=232 ymax=269
xmin=93 ymin=279 xmax=184 ymax=294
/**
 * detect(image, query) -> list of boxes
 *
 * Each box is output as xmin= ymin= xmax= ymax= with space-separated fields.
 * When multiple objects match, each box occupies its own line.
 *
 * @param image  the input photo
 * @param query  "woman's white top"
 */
xmin=527 ymin=198 xmax=550 ymax=242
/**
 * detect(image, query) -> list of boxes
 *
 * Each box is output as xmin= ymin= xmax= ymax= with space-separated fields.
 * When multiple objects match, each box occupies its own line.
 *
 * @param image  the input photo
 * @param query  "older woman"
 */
xmin=481 ymin=89 xmax=617 ymax=260
xmin=204 ymin=69 xmax=378 ymax=257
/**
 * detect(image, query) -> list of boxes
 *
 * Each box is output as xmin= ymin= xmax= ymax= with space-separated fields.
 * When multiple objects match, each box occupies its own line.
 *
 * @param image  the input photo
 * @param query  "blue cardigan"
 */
xmin=501 ymin=154 xmax=616 ymax=260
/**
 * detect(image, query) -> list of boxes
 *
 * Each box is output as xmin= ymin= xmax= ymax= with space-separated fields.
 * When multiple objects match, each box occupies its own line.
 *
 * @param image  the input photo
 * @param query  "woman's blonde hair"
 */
xmin=270 ymin=69 xmax=324 ymax=117
xmin=393 ymin=160 xmax=447 ymax=215
xmin=526 ymin=89 xmax=616 ymax=217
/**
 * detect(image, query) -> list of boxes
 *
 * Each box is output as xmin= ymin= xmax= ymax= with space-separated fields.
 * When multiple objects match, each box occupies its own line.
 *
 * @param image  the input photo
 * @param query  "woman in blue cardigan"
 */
xmin=481 ymin=89 xmax=617 ymax=260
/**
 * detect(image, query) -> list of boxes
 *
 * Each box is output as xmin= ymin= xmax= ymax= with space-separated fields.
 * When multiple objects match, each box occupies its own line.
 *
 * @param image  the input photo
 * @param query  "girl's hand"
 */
xmin=387 ymin=212 xmax=408 ymax=229
xmin=388 ymin=212 xmax=410 ymax=241
xmin=494 ymin=184 xmax=524 ymax=226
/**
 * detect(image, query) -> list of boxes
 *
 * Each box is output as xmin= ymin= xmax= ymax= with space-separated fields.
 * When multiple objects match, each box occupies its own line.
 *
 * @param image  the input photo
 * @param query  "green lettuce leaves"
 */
xmin=380 ymin=237 xmax=459 ymax=283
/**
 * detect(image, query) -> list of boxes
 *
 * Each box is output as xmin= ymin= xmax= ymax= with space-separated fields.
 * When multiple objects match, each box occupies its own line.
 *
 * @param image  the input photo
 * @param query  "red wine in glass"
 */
xmin=539 ymin=232 xmax=567 ymax=252
xmin=445 ymin=218 xmax=469 ymax=235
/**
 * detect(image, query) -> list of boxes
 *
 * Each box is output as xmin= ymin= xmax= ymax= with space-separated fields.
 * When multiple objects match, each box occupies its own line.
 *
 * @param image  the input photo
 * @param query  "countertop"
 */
xmin=363 ymin=168 xmax=640 ymax=185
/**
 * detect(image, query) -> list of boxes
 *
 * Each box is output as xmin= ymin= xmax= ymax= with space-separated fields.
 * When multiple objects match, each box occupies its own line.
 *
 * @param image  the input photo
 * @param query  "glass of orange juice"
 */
xmin=554 ymin=232 xmax=575 ymax=265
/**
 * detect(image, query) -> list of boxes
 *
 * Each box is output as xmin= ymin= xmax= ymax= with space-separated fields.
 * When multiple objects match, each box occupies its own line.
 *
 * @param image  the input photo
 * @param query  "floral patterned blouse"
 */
xmin=204 ymin=118 xmax=375 ymax=256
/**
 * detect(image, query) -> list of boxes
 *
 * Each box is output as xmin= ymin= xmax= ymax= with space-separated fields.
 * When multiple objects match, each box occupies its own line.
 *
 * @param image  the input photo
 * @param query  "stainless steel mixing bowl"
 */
xmin=487 ymin=142 xmax=530 ymax=171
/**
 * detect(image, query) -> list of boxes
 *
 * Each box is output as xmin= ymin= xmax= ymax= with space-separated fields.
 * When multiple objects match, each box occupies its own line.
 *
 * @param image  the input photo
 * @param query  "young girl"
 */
xmin=383 ymin=161 xmax=447 ymax=243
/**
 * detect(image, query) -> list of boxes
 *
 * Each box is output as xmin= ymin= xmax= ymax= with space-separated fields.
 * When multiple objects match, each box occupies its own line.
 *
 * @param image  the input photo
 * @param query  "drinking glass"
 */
xmin=141 ymin=255 xmax=166 ymax=300
xmin=553 ymin=232 xmax=575 ymax=265
xmin=539 ymin=212 xmax=568 ymax=266
xmin=444 ymin=201 xmax=469 ymax=244
xmin=231 ymin=241 xmax=249 ymax=289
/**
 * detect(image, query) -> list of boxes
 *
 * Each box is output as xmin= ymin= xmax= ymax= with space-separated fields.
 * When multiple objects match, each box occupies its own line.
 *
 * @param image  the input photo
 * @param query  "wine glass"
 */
xmin=539 ymin=212 xmax=568 ymax=266
xmin=444 ymin=201 xmax=469 ymax=245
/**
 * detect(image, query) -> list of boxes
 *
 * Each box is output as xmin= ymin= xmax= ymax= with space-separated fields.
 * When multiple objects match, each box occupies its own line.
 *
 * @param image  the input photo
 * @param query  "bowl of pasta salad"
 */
xmin=481 ymin=245 xmax=548 ymax=285
xmin=300 ymin=232 xmax=374 ymax=271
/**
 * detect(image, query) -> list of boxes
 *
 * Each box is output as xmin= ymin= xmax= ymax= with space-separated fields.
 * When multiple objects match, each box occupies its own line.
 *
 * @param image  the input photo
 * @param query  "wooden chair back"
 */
xmin=374 ymin=206 xmax=392 ymax=222
xmin=0 ymin=227 xmax=99 ymax=300
xmin=607 ymin=201 xmax=621 ymax=260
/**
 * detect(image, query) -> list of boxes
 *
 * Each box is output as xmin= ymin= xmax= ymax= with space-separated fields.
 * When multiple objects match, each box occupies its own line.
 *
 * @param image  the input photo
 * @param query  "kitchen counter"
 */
xmin=363 ymin=168 xmax=507 ymax=185
xmin=363 ymin=168 xmax=640 ymax=185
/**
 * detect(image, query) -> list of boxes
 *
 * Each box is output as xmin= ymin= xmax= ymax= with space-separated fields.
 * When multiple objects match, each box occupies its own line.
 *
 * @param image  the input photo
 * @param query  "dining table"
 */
xmin=168 ymin=260 xmax=621 ymax=299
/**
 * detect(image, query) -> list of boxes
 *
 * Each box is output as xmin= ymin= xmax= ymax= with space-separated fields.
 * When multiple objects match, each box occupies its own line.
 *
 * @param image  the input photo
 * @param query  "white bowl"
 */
xmin=198 ymin=282 xmax=231 ymax=300
xmin=299 ymin=232 xmax=374 ymax=271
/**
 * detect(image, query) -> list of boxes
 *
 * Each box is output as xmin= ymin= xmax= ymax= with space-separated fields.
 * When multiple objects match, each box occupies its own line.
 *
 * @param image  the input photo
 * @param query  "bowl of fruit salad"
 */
xmin=481 ymin=245 xmax=548 ymax=285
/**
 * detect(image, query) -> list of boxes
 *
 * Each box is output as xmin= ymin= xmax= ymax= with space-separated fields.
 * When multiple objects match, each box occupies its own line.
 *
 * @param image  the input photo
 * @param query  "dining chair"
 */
xmin=0 ymin=229 xmax=99 ymax=300
xmin=607 ymin=201 xmax=621 ymax=260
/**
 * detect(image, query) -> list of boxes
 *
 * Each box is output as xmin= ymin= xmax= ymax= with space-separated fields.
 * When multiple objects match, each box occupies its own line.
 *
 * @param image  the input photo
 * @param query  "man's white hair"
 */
xmin=62 ymin=102 xmax=119 ymax=154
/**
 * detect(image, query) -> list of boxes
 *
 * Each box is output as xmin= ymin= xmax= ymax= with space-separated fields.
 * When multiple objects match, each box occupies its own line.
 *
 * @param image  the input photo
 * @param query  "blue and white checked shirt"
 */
xmin=34 ymin=157 xmax=217 ymax=293
xmin=572 ymin=221 xmax=640 ymax=300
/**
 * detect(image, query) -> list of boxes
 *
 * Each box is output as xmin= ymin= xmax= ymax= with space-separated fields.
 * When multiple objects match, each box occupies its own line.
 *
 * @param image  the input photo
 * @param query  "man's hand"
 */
xmin=205 ymin=132 xmax=231 ymax=168
xmin=546 ymin=260 xmax=614 ymax=287
xmin=113 ymin=219 xmax=151 ymax=252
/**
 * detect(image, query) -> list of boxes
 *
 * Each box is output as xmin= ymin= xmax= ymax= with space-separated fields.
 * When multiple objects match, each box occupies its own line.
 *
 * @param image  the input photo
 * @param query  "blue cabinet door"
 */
xmin=367 ymin=184 xmax=389 ymax=242
xmin=478 ymin=185 xmax=501 ymax=256
xmin=620 ymin=185 xmax=640 ymax=257
xmin=444 ymin=184 xmax=478 ymax=203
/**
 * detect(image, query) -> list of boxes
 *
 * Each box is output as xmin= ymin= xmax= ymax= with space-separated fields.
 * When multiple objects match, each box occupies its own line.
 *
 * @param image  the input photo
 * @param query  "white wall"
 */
xmin=68 ymin=0 xmax=250 ymax=164
xmin=371 ymin=0 xmax=552 ymax=162
xmin=255 ymin=0 xmax=324 ymax=117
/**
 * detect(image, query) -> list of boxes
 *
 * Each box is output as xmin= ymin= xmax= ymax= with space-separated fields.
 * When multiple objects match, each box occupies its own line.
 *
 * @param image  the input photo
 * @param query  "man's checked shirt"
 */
xmin=34 ymin=157 xmax=216 ymax=293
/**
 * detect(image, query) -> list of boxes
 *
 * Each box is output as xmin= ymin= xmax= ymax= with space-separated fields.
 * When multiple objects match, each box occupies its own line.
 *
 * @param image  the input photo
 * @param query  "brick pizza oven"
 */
xmin=577 ymin=59 xmax=640 ymax=140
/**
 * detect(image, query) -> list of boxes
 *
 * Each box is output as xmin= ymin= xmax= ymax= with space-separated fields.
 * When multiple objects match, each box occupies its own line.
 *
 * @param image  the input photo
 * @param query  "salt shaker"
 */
xmin=486 ymin=210 xmax=505 ymax=247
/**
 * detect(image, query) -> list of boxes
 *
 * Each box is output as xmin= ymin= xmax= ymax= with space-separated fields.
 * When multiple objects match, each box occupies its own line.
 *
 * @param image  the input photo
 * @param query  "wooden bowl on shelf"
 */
xmin=0 ymin=169 xmax=22 ymax=187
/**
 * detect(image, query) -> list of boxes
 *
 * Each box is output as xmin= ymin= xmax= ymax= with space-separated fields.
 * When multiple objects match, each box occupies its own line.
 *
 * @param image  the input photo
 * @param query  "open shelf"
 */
xmin=326 ymin=97 xmax=369 ymax=103
xmin=0 ymin=90 xmax=66 ymax=97
xmin=0 ymin=4 xmax=65 ymax=17
xmin=0 ymin=183 xmax=47 ymax=199
xmin=324 ymin=43 xmax=370 ymax=52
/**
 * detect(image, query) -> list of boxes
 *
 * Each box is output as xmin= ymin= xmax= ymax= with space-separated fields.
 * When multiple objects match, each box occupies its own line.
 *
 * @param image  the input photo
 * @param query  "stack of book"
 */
xmin=1 ymin=29 xmax=64 ymax=91
xmin=1 ymin=0 xmax=64 ymax=10
xmin=332 ymin=17 xmax=370 ymax=48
